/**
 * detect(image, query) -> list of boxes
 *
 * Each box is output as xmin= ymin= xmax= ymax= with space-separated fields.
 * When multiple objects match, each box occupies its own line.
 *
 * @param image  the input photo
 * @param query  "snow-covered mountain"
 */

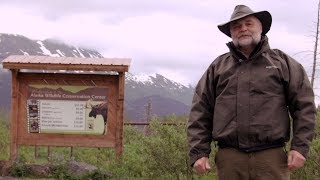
xmin=0 ymin=33 xmax=102 ymax=60
xmin=0 ymin=33 xmax=194 ymax=121
xmin=124 ymin=73 xmax=193 ymax=121
xmin=125 ymin=73 xmax=193 ymax=105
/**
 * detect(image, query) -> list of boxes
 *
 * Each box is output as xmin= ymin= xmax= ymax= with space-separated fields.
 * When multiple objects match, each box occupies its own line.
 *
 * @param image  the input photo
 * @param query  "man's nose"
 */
xmin=239 ymin=24 xmax=247 ymax=32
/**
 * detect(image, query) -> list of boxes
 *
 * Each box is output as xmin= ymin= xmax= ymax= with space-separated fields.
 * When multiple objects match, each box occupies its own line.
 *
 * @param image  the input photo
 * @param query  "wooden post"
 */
xmin=144 ymin=99 xmax=152 ymax=135
xmin=70 ymin=147 xmax=74 ymax=160
xmin=9 ymin=70 xmax=19 ymax=162
xmin=115 ymin=72 xmax=125 ymax=159
xmin=47 ymin=146 xmax=51 ymax=161
xmin=34 ymin=146 xmax=39 ymax=158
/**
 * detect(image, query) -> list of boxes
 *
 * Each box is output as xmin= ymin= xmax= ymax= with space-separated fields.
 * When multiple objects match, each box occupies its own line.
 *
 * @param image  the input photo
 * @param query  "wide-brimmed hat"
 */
xmin=218 ymin=5 xmax=272 ymax=37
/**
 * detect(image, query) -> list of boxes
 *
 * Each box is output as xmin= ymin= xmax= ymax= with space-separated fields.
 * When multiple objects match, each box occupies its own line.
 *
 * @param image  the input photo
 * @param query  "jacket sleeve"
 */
xmin=277 ymin=50 xmax=316 ymax=158
xmin=187 ymin=64 xmax=215 ymax=166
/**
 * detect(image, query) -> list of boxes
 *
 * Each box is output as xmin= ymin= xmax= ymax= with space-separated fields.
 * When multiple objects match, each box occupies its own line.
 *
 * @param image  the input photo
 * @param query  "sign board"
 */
xmin=2 ymin=55 xmax=130 ymax=162
xmin=27 ymin=85 xmax=108 ymax=135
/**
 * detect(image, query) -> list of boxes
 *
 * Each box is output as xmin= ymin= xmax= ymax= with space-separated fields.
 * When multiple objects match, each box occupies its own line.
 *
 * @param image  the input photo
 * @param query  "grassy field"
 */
xmin=0 ymin=111 xmax=319 ymax=179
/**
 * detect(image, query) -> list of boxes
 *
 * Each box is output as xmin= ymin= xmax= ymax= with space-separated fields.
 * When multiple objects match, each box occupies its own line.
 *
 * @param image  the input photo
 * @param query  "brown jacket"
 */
xmin=187 ymin=36 xmax=316 ymax=166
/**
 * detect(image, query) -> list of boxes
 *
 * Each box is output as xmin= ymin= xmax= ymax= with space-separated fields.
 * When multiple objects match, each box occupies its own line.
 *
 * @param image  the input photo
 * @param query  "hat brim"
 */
xmin=218 ymin=11 xmax=272 ymax=37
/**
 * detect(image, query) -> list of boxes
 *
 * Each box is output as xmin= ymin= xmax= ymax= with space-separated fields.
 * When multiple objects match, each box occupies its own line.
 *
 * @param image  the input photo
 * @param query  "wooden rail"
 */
xmin=124 ymin=122 xmax=185 ymax=126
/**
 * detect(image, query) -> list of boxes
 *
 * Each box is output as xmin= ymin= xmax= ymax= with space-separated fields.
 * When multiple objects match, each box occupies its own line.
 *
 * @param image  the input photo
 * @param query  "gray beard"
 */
xmin=233 ymin=33 xmax=261 ymax=48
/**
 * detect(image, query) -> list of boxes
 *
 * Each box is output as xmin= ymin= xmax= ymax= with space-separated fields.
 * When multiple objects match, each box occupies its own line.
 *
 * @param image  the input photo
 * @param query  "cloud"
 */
xmin=96 ymin=12 xmax=230 ymax=84
xmin=0 ymin=0 xmax=318 ymax=87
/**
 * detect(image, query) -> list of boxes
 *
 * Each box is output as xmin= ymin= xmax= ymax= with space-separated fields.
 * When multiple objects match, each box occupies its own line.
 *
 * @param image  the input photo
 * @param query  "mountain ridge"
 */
xmin=0 ymin=33 xmax=194 ymax=121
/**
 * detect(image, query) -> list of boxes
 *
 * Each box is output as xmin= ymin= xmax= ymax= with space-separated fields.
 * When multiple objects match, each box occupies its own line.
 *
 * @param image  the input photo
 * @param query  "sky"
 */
xmin=0 ymin=0 xmax=318 ymax=88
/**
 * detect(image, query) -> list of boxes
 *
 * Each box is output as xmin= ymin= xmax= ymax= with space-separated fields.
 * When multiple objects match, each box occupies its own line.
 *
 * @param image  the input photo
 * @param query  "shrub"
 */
xmin=0 ymin=112 xmax=9 ymax=160
xmin=141 ymin=120 xmax=191 ymax=178
xmin=9 ymin=162 xmax=31 ymax=177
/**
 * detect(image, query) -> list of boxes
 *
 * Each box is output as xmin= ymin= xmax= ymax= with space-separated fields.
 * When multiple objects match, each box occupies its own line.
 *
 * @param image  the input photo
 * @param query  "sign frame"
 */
xmin=2 ymin=55 xmax=130 ymax=162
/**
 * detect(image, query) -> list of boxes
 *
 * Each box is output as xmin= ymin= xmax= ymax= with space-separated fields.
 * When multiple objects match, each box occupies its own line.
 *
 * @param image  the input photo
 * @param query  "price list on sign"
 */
xmin=27 ymin=85 xmax=108 ymax=134
xmin=39 ymin=100 xmax=86 ymax=131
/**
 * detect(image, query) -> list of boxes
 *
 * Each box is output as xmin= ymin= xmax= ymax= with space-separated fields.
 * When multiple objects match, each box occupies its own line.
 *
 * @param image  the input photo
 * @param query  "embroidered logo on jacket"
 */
xmin=265 ymin=65 xmax=277 ymax=69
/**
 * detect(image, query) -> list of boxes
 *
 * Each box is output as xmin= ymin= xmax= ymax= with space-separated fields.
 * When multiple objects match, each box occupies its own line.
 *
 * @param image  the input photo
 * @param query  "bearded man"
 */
xmin=187 ymin=5 xmax=316 ymax=180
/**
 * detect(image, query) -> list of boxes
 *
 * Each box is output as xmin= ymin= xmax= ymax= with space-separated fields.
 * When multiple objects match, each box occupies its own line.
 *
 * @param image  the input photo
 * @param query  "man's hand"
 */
xmin=287 ymin=150 xmax=306 ymax=171
xmin=193 ymin=157 xmax=211 ymax=174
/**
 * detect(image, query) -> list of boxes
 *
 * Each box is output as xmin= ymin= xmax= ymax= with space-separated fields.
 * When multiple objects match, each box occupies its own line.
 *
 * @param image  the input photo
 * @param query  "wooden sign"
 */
xmin=2 ymin=55 xmax=131 ymax=162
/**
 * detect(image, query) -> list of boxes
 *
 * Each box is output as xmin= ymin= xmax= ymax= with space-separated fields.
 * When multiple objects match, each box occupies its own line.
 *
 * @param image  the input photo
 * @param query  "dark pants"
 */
xmin=214 ymin=147 xmax=290 ymax=180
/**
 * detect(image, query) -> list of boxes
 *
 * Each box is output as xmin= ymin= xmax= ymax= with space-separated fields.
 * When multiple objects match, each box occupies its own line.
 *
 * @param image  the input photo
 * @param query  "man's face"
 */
xmin=230 ymin=15 xmax=263 ymax=48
